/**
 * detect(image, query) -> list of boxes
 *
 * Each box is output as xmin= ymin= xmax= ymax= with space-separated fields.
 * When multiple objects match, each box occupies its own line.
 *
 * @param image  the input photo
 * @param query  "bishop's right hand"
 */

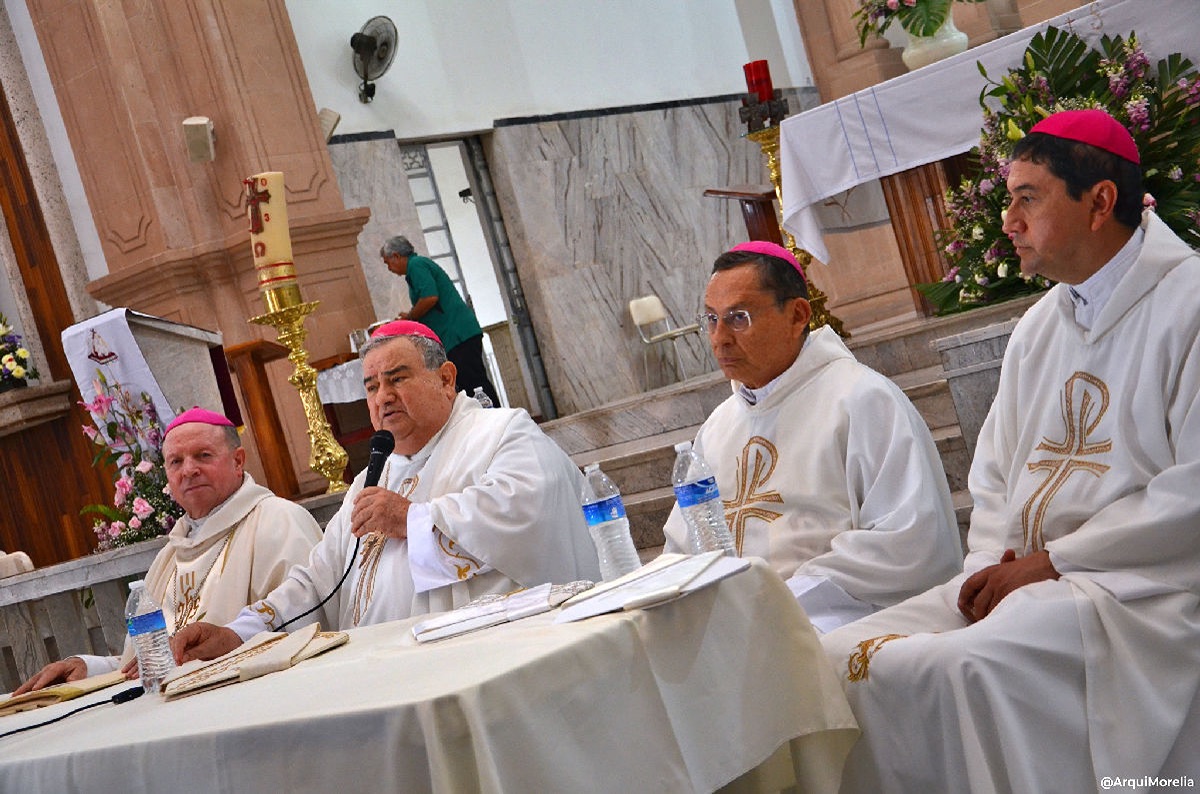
xmin=12 ymin=657 xmax=88 ymax=696
xmin=171 ymin=621 xmax=242 ymax=664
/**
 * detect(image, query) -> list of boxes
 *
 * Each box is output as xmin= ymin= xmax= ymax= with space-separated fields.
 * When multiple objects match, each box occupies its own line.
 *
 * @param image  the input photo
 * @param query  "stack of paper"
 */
xmin=411 ymin=580 xmax=593 ymax=642
xmin=554 ymin=551 xmax=751 ymax=624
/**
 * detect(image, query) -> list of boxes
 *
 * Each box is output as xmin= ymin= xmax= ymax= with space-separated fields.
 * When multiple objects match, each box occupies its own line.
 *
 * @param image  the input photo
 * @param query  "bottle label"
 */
xmin=583 ymin=495 xmax=627 ymax=526
xmin=674 ymin=477 xmax=720 ymax=508
xmin=127 ymin=610 xmax=167 ymax=636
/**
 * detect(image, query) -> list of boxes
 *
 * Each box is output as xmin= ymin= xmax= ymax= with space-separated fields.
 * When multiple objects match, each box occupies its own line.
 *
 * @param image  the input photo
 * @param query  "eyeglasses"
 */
xmin=696 ymin=309 xmax=753 ymax=334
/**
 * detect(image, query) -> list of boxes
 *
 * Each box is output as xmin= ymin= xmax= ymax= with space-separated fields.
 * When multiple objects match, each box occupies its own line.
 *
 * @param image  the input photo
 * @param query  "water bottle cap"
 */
xmin=584 ymin=462 xmax=600 ymax=473
xmin=674 ymin=440 xmax=692 ymax=453
xmin=129 ymin=580 xmax=145 ymax=590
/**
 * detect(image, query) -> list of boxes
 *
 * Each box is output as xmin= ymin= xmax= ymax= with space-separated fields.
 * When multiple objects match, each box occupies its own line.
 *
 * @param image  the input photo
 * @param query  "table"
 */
xmin=0 ymin=560 xmax=858 ymax=793
xmin=779 ymin=0 xmax=1196 ymax=264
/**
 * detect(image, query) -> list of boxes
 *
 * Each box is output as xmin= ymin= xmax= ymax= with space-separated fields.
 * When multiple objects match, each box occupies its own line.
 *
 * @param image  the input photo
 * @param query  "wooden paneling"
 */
xmin=880 ymin=159 xmax=962 ymax=315
xmin=0 ymin=81 xmax=113 ymax=566
xmin=0 ymin=404 xmax=115 ymax=567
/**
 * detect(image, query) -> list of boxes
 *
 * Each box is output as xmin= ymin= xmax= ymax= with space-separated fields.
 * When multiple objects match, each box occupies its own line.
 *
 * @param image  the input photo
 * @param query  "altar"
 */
xmin=780 ymin=0 xmax=1197 ymax=276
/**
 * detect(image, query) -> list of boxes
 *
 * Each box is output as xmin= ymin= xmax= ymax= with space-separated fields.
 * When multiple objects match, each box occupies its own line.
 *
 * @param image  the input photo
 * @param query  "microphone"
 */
xmin=275 ymin=429 xmax=395 ymax=632
xmin=363 ymin=429 xmax=395 ymax=488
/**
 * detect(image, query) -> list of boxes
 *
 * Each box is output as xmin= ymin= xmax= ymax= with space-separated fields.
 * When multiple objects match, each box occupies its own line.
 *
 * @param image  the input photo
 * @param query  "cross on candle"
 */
xmin=244 ymin=177 xmax=272 ymax=235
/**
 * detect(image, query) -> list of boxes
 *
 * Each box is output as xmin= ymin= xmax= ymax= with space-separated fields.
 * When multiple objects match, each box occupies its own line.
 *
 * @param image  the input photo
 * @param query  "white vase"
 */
xmin=901 ymin=14 xmax=968 ymax=71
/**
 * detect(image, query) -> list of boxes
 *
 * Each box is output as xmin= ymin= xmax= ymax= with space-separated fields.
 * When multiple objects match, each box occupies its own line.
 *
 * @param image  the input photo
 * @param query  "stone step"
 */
xmin=624 ymin=485 xmax=674 ymax=551
xmin=931 ymin=424 xmax=970 ymax=494
xmin=846 ymin=293 xmax=1038 ymax=380
xmin=542 ymin=371 xmax=729 ymax=456
xmin=952 ymin=488 xmax=973 ymax=553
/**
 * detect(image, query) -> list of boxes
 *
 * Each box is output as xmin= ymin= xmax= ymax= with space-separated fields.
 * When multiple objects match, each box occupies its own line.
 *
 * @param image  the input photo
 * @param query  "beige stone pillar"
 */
xmin=25 ymin=0 xmax=373 ymax=494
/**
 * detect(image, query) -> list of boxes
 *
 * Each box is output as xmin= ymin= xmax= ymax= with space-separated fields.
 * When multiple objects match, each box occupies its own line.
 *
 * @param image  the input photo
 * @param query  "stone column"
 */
xmin=25 ymin=0 xmax=373 ymax=494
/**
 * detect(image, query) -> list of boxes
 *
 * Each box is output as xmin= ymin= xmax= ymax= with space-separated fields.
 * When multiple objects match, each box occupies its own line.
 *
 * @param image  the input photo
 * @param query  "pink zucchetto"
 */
xmin=369 ymin=320 xmax=443 ymax=346
xmin=729 ymin=241 xmax=806 ymax=284
xmin=1029 ymin=109 xmax=1140 ymax=164
xmin=166 ymin=407 xmax=236 ymax=436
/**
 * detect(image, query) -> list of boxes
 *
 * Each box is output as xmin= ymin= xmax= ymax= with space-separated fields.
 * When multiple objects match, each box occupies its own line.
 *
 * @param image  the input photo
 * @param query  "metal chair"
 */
xmin=628 ymin=294 xmax=703 ymax=389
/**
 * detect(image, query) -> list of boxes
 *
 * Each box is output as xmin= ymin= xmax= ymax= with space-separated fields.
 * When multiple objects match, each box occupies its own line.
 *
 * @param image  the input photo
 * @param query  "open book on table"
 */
xmin=161 ymin=622 xmax=348 ymax=700
xmin=0 ymin=670 xmax=126 ymax=717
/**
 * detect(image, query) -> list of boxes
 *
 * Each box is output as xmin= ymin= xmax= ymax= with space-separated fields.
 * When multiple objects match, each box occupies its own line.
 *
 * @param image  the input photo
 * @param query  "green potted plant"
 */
xmin=853 ymin=0 xmax=986 ymax=45
xmin=919 ymin=27 xmax=1200 ymax=314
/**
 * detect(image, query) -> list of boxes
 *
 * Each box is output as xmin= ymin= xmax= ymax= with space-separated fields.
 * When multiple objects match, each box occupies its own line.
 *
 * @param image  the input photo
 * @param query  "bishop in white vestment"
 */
xmin=173 ymin=321 xmax=600 ymax=661
xmin=822 ymin=110 xmax=1200 ymax=791
xmin=14 ymin=409 xmax=321 ymax=693
xmin=663 ymin=242 xmax=962 ymax=632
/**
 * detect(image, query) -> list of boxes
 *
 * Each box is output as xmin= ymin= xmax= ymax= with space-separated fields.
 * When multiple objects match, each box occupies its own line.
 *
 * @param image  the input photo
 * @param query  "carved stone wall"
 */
xmin=24 ymin=0 xmax=375 ymax=495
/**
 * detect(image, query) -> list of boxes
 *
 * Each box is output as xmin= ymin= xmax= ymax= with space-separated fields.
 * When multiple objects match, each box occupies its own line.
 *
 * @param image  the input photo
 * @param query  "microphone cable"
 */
xmin=0 ymin=686 xmax=144 ymax=740
xmin=275 ymin=429 xmax=395 ymax=632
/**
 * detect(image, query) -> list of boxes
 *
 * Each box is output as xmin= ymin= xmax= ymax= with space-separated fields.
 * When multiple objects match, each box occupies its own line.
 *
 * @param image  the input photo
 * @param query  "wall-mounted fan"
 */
xmin=350 ymin=16 xmax=397 ymax=103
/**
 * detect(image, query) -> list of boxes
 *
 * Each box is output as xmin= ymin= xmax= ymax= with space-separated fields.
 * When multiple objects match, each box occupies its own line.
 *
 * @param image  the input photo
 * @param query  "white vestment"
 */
xmin=81 ymin=474 xmax=322 ymax=675
xmin=663 ymin=327 xmax=961 ymax=631
xmin=822 ymin=212 xmax=1200 ymax=792
xmin=243 ymin=395 xmax=600 ymax=632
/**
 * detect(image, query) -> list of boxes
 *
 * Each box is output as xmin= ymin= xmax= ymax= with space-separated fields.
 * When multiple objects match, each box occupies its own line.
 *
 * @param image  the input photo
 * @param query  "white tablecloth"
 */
xmin=0 ymin=560 xmax=858 ymax=793
xmin=316 ymin=358 xmax=365 ymax=405
xmin=780 ymin=0 xmax=1198 ymax=264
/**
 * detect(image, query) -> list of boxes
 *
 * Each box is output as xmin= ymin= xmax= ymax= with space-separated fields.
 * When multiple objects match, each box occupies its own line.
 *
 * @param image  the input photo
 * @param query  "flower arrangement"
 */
xmin=918 ymin=26 xmax=1200 ymax=314
xmin=0 ymin=313 xmax=39 ymax=392
xmin=79 ymin=370 xmax=183 ymax=552
xmin=853 ymin=0 xmax=985 ymax=46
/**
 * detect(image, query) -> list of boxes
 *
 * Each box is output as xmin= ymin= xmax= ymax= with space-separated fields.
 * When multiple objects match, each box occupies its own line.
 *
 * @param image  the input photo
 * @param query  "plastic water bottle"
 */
xmin=124 ymin=580 xmax=176 ymax=694
xmin=671 ymin=441 xmax=736 ymax=556
xmin=472 ymin=386 xmax=494 ymax=408
xmin=580 ymin=463 xmax=641 ymax=580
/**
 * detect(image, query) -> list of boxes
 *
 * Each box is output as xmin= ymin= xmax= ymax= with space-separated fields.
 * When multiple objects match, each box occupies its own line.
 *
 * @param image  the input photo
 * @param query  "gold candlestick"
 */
xmin=747 ymin=125 xmax=848 ymax=338
xmin=245 ymin=172 xmax=348 ymax=493
xmin=250 ymin=300 xmax=348 ymax=494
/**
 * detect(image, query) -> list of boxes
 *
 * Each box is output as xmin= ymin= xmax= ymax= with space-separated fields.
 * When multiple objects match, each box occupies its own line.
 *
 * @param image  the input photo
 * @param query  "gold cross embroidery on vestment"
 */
xmin=352 ymin=466 xmax=417 ymax=626
xmin=721 ymin=436 xmax=785 ymax=556
xmin=172 ymin=532 xmax=233 ymax=633
xmin=1021 ymin=371 xmax=1112 ymax=552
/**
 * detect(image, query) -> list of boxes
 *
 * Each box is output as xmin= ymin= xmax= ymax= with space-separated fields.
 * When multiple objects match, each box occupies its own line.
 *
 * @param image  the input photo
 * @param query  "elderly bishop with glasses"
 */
xmin=662 ymin=242 xmax=961 ymax=632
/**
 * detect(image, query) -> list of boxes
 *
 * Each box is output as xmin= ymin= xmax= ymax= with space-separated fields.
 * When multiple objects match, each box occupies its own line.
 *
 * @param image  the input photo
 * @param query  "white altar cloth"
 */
xmin=0 ymin=560 xmax=857 ymax=793
xmin=316 ymin=358 xmax=365 ymax=405
xmin=780 ymin=0 xmax=1199 ymax=264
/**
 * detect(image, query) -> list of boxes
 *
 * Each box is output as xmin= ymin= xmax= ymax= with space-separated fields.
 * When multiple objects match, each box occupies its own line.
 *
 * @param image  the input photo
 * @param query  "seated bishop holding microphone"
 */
xmin=172 ymin=320 xmax=601 ymax=662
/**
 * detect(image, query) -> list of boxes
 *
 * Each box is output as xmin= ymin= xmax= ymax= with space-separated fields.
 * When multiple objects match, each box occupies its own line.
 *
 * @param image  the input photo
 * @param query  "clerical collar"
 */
xmin=182 ymin=478 xmax=243 ymax=538
xmin=1067 ymin=227 xmax=1143 ymax=331
xmin=736 ymin=379 xmax=777 ymax=406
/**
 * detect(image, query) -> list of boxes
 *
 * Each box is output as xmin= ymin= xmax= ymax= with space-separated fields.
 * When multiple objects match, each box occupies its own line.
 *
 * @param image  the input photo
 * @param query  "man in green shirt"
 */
xmin=381 ymin=235 xmax=500 ymax=406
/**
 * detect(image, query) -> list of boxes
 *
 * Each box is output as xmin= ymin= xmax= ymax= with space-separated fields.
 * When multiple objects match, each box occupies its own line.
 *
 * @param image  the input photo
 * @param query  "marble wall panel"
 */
xmin=326 ymin=135 xmax=423 ymax=324
xmin=320 ymin=90 xmax=921 ymax=420
xmin=489 ymin=89 xmax=819 ymax=416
